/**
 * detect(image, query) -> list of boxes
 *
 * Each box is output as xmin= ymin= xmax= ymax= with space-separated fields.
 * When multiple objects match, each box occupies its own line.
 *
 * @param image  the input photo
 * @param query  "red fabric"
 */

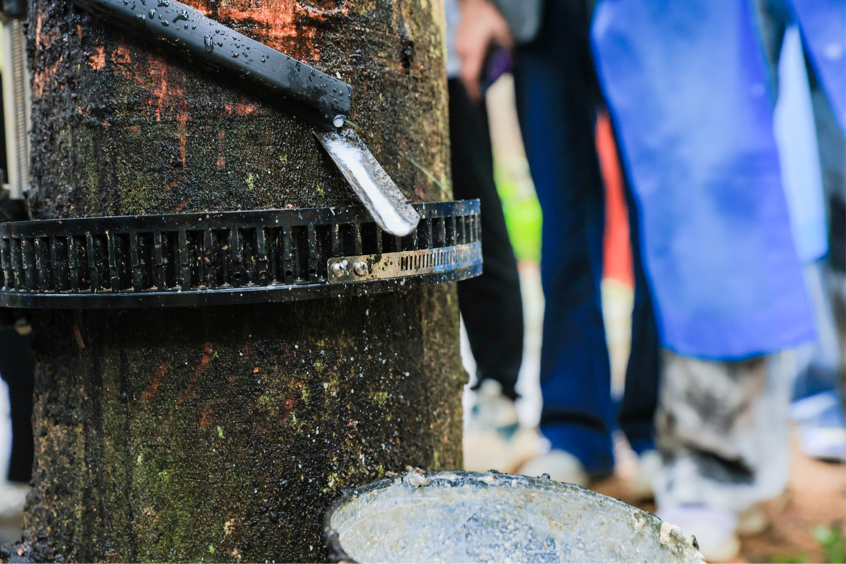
xmin=596 ymin=111 xmax=634 ymax=287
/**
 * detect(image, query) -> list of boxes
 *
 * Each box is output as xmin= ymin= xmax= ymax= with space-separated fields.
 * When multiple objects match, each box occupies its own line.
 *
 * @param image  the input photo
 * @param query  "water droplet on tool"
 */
xmin=135 ymin=13 xmax=145 ymax=21
xmin=203 ymin=35 xmax=214 ymax=52
xmin=232 ymin=52 xmax=239 ymax=58
xmin=157 ymin=0 xmax=168 ymax=6
xmin=161 ymin=20 xmax=169 ymax=26
xmin=333 ymin=115 xmax=345 ymax=128
xmin=148 ymin=9 xmax=155 ymax=17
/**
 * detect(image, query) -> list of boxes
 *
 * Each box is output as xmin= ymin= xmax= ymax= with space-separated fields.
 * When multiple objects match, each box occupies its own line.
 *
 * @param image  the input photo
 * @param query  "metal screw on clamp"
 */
xmin=332 ymin=261 xmax=349 ymax=278
xmin=353 ymin=262 xmax=368 ymax=277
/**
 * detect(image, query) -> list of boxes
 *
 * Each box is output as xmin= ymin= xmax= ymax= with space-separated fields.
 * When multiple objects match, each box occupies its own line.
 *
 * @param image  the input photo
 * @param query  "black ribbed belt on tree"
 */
xmin=0 ymin=200 xmax=481 ymax=309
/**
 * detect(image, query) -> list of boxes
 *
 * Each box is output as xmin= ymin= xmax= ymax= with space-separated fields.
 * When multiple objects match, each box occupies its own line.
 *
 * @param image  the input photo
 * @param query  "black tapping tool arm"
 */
xmin=71 ymin=0 xmax=352 ymax=131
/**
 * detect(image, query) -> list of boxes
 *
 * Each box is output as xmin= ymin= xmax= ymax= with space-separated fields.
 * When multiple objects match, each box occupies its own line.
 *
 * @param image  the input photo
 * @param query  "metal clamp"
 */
xmin=0 ymin=200 xmax=481 ymax=309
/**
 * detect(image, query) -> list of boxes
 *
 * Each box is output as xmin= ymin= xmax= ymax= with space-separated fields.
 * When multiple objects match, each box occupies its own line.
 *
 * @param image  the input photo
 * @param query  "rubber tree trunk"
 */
xmin=13 ymin=0 xmax=461 ymax=560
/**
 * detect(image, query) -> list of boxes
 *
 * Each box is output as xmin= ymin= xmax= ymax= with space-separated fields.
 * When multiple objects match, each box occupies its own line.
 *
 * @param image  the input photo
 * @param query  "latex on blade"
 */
xmin=316 ymin=130 xmax=420 ymax=237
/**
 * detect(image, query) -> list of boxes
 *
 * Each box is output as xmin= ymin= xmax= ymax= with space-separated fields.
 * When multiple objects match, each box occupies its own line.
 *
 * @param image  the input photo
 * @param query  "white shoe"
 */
xmin=0 ymin=482 xmax=28 ymax=521
xmin=631 ymin=449 xmax=661 ymax=500
xmin=790 ymin=392 xmax=846 ymax=461
xmin=464 ymin=380 xmax=538 ymax=474
xmin=469 ymin=380 xmax=520 ymax=434
xmin=799 ymin=426 xmax=846 ymax=461
xmin=518 ymin=449 xmax=588 ymax=487
xmin=657 ymin=505 xmax=740 ymax=563
xmin=736 ymin=504 xmax=768 ymax=536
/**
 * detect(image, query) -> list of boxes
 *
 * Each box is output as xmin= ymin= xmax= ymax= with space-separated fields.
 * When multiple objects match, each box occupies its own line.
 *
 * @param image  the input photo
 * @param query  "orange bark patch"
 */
xmin=88 ymin=46 xmax=106 ymax=70
xmin=181 ymin=0 xmax=336 ymax=60
xmin=35 ymin=14 xmax=61 ymax=48
xmin=224 ymin=103 xmax=258 ymax=116
xmin=111 ymin=45 xmax=132 ymax=65
xmin=32 ymin=56 xmax=63 ymax=98
xmin=147 ymin=55 xmax=168 ymax=122
xmin=217 ymin=129 xmax=226 ymax=170
xmin=177 ymin=97 xmax=189 ymax=168
xmin=35 ymin=14 xmax=46 ymax=47
xmin=141 ymin=361 xmax=170 ymax=402
xmin=73 ymin=325 xmax=85 ymax=349
xmin=199 ymin=408 xmax=213 ymax=429
xmin=178 ymin=343 xmax=215 ymax=402
xmin=147 ymin=52 xmax=190 ymax=165
xmin=172 ymin=198 xmax=190 ymax=212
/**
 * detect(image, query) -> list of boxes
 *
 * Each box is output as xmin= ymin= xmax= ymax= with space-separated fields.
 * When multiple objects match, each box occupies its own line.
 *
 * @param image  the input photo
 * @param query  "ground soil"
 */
xmin=592 ymin=432 xmax=846 ymax=564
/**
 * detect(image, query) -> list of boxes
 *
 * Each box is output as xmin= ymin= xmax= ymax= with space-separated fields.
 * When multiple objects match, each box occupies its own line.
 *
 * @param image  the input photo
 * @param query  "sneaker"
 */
xmin=657 ymin=505 xmax=740 ymax=562
xmin=468 ymin=380 xmax=519 ymax=436
xmin=518 ymin=449 xmax=589 ymax=487
xmin=463 ymin=380 xmax=539 ymax=474
xmin=736 ymin=504 xmax=769 ymax=536
xmin=791 ymin=392 xmax=846 ymax=461
xmin=631 ymin=449 xmax=661 ymax=501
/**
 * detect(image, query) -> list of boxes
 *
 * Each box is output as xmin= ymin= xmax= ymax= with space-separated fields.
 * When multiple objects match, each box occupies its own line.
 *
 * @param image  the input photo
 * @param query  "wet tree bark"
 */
xmin=9 ymin=0 xmax=461 ymax=561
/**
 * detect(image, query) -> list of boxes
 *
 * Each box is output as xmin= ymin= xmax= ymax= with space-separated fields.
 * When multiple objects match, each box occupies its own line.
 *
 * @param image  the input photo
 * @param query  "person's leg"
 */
xmin=449 ymin=78 xmax=524 ymax=401
xmin=811 ymin=87 xmax=846 ymax=418
xmin=616 ymin=168 xmax=660 ymax=456
xmin=513 ymin=0 xmax=614 ymax=477
xmin=653 ymin=349 xmax=793 ymax=560
xmin=0 ymin=328 xmax=35 ymax=483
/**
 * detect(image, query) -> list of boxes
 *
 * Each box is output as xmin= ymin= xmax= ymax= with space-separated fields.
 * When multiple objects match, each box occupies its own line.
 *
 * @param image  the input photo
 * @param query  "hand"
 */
xmin=456 ymin=0 xmax=513 ymax=100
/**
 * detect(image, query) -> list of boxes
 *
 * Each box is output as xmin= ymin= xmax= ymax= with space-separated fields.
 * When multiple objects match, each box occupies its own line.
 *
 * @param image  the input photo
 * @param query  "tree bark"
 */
xmin=13 ymin=0 xmax=461 ymax=561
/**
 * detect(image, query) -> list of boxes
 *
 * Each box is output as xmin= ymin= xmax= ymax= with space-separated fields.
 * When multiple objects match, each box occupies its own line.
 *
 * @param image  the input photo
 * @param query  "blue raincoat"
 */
xmin=790 ymin=0 xmax=846 ymax=134
xmin=591 ymin=0 xmax=815 ymax=359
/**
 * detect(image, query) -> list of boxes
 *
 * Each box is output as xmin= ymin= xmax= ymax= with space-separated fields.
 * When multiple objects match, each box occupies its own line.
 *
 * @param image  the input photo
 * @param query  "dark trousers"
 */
xmin=512 ymin=0 xmax=659 ymax=475
xmin=449 ymin=79 xmax=524 ymax=401
xmin=0 ymin=328 xmax=34 ymax=483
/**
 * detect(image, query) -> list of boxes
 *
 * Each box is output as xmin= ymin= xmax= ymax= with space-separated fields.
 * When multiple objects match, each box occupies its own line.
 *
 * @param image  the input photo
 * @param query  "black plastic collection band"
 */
xmin=0 ymin=201 xmax=481 ymax=309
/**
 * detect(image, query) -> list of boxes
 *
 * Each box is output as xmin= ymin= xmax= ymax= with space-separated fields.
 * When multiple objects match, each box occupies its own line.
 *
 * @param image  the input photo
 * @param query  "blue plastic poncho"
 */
xmin=591 ymin=0 xmax=815 ymax=359
xmin=790 ymin=0 xmax=846 ymax=134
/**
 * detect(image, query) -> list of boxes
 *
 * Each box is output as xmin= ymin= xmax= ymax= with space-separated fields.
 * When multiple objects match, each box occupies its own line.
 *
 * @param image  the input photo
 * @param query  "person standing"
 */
xmin=456 ymin=0 xmax=662 ymax=491
xmin=591 ymin=0 xmax=820 ymax=559
xmin=445 ymin=0 xmax=527 ymax=466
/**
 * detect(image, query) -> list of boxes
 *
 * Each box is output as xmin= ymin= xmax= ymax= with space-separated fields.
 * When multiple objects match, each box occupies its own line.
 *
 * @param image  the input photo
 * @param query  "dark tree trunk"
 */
xmin=13 ymin=0 xmax=461 ymax=560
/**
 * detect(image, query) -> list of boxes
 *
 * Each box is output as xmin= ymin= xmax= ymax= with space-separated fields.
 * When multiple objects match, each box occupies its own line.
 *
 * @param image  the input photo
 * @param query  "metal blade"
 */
xmin=315 ymin=130 xmax=420 ymax=237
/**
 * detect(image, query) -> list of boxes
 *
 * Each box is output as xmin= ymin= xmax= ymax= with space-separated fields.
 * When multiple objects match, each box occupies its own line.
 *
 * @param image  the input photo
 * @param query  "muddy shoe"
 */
xmin=657 ymin=505 xmax=740 ymax=563
xmin=463 ymin=380 xmax=538 ymax=474
xmin=518 ymin=449 xmax=589 ymax=487
xmin=468 ymin=379 xmax=519 ymax=437
xmin=631 ymin=449 xmax=661 ymax=501
xmin=736 ymin=504 xmax=769 ymax=536
xmin=791 ymin=391 xmax=846 ymax=461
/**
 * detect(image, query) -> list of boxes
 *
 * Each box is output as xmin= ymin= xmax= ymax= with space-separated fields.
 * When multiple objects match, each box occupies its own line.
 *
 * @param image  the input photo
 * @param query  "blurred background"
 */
xmin=460 ymin=74 xmax=845 ymax=564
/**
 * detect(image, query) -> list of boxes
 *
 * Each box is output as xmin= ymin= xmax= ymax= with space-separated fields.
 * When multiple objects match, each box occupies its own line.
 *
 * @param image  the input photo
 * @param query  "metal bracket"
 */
xmin=0 ymin=200 xmax=481 ymax=309
xmin=328 ymin=243 xmax=481 ymax=284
